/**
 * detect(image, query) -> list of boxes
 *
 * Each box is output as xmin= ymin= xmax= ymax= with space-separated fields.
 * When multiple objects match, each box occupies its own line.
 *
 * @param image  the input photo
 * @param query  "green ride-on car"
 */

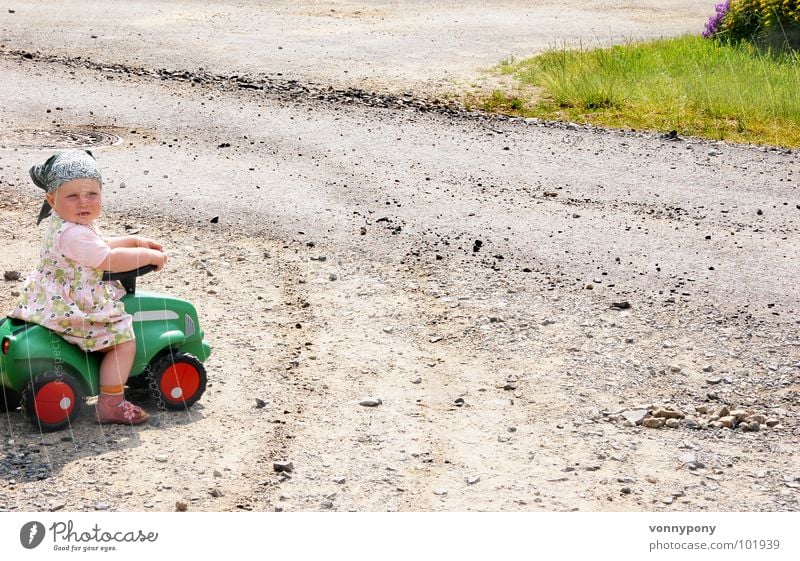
xmin=0 ymin=266 xmax=210 ymax=432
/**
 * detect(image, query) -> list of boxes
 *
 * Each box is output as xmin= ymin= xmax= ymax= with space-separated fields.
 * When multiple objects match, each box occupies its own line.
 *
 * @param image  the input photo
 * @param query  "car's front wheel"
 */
xmin=147 ymin=353 xmax=207 ymax=410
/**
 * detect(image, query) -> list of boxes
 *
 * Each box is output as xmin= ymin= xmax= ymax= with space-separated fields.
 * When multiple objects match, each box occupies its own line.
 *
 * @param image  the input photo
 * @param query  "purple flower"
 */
xmin=703 ymin=1 xmax=731 ymax=38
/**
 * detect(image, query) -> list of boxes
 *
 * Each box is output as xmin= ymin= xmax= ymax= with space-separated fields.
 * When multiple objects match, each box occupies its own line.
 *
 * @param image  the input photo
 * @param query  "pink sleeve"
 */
xmin=59 ymin=225 xmax=112 ymax=269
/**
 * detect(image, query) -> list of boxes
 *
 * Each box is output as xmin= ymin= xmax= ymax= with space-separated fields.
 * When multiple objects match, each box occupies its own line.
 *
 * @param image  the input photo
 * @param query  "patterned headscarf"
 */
xmin=30 ymin=150 xmax=103 ymax=224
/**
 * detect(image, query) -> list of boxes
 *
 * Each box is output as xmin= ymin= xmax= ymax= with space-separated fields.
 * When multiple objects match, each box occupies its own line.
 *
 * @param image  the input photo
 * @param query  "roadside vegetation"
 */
xmin=474 ymin=1 xmax=800 ymax=147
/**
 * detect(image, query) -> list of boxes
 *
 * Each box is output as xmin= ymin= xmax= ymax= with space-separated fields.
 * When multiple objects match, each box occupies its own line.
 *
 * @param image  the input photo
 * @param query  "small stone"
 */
xmin=729 ymin=409 xmax=748 ymax=420
xmin=454 ymin=398 xmax=465 ymax=407
xmin=541 ymin=319 xmax=557 ymax=326
xmin=175 ymin=501 xmax=188 ymax=512
xmin=154 ymin=455 xmax=168 ymax=463
xmin=411 ymin=377 xmax=422 ymax=384
xmin=683 ymin=418 xmax=700 ymax=429
xmin=359 ymin=398 xmax=382 ymax=407
xmin=320 ymin=500 xmax=334 ymax=509
xmin=748 ymin=422 xmax=761 ymax=432
xmin=333 ymin=476 xmax=346 ymax=484
xmin=718 ymin=416 xmax=736 ymax=428
xmin=209 ymin=488 xmax=223 ymax=497
xmin=695 ymin=405 xmax=709 ymax=414
xmin=95 ymin=503 xmax=111 ymax=511
xmin=382 ymin=326 xmax=394 ymax=334
xmin=709 ymin=421 xmax=724 ymax=429
xmin=665 ymin=419 xmax=680 ymax=428
xmin=213 ymin=470 xmax=223 ymax=478
xmin=745 ymin=414 xmax=766 ymax=424
xmin=4 ymin=271 xmax=21 ymax=281
xmin=702 ymin=364 xmax=714 ymax=372
xmin=255 ymin=398 xmax=267 ymax=408
xmin=466 ymin=475 xmax=480 ymax=485
xmin=706 ymin=376 xmax=723 ymax=385
xmin=273 ymin=461 xmax=294 ymax=473
xmin=642 ymin=418 xmax=664 ymax=429
xmin=652 ymin=408 xmax=684 ymax=420
xmin=433 ymin=488 xmax=448 ymax=496
xmin=329 ymin=273 xmax=338 ymax=281
xmin=621 ymin=409 xmax=648 ymax=424
xmin=210 ymin=216 xmax=220 ymax=224
xmin=716 ymin=406 xmax=730 ymax=418
xmin=766 ymin=418 xmax=779 ymax=427
xmin=620 ymin=487 xmax=632 ymax=495
xmin=610 ymin=301 xmax=631 ymax=310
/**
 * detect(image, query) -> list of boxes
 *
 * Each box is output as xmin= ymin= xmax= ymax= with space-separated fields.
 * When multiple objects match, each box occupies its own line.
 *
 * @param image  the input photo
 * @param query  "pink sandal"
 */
xmin=96 ymin=395 xmax=150 ymax=425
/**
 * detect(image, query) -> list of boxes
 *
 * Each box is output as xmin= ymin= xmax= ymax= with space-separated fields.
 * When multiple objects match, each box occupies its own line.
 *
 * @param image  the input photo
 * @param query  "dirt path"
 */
xmin=1 ymin=1 xmax=799 ymax=513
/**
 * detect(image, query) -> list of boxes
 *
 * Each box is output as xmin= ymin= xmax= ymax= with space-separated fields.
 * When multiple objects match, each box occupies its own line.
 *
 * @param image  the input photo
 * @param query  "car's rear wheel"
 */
xmin=147 ymin=353 xmax=206 ymax=410
xmin=21 ymin=371 xmax=83 ymax=432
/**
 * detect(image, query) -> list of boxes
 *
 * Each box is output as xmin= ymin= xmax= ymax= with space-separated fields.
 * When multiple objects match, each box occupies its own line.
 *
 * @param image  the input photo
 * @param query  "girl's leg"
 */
xmin=99 ymin=339 xmax=136 ymax=386
xmin=96 ymin=340 xmax=149 ymax=424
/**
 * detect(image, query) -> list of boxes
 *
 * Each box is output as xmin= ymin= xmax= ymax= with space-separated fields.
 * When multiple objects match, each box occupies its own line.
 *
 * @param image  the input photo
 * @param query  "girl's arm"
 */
xmin=106 ymin=235 xmax=163 ymax=251
xmin=97 ymin=247 xmax=168 ymax=272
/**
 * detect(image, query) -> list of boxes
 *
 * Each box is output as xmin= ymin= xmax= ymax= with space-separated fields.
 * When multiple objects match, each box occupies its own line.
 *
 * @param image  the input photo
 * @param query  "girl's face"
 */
xmin=46 ymin=178 xmax=102 ymax=225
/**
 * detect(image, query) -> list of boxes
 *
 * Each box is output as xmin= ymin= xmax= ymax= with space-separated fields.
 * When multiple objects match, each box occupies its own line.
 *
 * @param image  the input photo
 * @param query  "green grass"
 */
xmin=480 ymin=35 xmax=800 ymax=147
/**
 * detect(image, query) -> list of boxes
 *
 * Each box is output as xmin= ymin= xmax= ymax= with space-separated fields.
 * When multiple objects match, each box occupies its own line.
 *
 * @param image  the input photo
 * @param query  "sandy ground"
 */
xmin=1 ymin=1 xmax=799 ymax=513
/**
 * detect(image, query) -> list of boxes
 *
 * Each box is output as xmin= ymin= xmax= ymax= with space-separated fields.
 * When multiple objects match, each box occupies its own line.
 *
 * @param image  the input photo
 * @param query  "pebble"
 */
xmin=273 ymin=461 xmax=294 ymax=473
xmin=665 ymin=419 xmax=680 ymax=428
xmin=466 ymin=475 xmax=480 ymax=485
xmin=154 ymin=455 xmax=168 ymax=463
xmin=320 ymin=500 xmax=334 ymax=509
xmin=255 ymin=398 xmax=267 ymax=408
xmin=411 ymin=377 xmax=422 ymax=384
xmin=652 ymin=408 xmax=684 ymax=420
xmin=621 ymin=409 xmax=648 ymax=424
xmin=4 ymin=270 xmax=21 ymax=281
xmin=175 ymin=501 xmax=188 ymax=512
xmin=642 ymin=418 xmax=664 ymax=429
xmin=433 ymin=488 xmax=448 ymax=496
xmin=706 ymin=376 xmax=723 ymax=385
xmin=333 ymin=476 xmax=346 ymax=484
xmin=359 ymin=398 xmax=382 ymax=407
xmin=209 ymin=488 xmax=223 ymax=497
xmin=95 ymin=503 xmax=110 ymax=511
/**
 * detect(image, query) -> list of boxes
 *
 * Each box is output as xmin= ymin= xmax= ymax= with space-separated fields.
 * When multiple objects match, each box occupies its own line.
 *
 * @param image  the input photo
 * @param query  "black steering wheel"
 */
xmin=101 ymin=265 xmax=157 ymax=294
xmin=101 ymin=264 xmax=157 ymax=282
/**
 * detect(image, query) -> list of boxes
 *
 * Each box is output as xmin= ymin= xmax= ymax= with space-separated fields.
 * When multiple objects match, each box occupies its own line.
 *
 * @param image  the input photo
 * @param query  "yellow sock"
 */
xmin=100 ymin=384 xmax=125 ymax=396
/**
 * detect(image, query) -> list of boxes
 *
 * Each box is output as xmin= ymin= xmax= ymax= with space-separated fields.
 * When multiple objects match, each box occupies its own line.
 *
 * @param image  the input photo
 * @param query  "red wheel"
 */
xmin=148 ymin=353 xmax=207 ymax=410
xmin=21 ymin=371 xmax=83 ymax=432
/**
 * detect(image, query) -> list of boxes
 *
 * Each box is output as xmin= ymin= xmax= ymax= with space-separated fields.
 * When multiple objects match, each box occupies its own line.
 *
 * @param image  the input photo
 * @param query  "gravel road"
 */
xmin=1 ymin=1 xmax=798 ymax=513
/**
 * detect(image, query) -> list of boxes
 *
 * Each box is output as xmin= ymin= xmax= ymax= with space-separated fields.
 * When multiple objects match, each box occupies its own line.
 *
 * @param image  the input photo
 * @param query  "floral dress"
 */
xmin=9 ymin=214 xmax=134 ymax=351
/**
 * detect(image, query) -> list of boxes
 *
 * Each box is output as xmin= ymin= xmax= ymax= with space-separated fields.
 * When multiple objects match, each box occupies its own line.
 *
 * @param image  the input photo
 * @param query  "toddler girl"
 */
xmin=9 ymin=150 xmax=168 ymax=425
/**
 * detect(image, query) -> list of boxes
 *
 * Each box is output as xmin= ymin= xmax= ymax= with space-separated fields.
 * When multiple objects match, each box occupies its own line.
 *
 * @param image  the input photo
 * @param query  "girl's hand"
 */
xmin=149 ymin=249 xmax=169 ymax=272
xmin=135 ymin=236 xmax=163 ymax=251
